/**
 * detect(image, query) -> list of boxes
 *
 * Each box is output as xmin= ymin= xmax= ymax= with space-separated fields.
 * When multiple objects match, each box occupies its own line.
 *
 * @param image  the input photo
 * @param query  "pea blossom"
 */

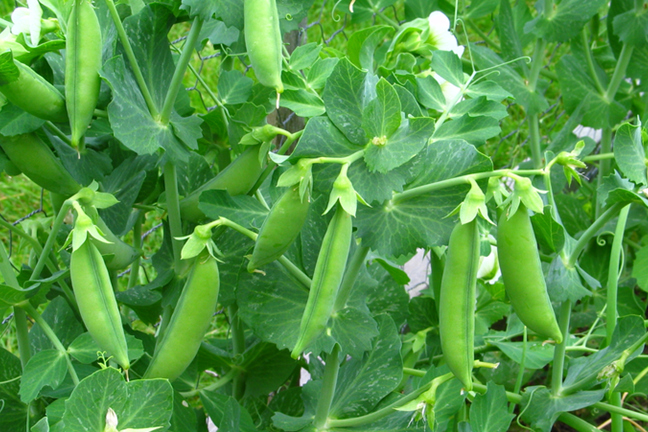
xmin=11 ymin=0 xmax=42 ymax=46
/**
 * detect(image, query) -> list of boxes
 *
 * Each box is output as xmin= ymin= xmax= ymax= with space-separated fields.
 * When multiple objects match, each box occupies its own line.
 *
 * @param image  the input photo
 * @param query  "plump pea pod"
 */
xmin=439 ymin=219 xmax=479 ymax=391
xmin=70 ymin=239 xmax=130 ymax=369
xmin=66 ymin=0 xmax=102 ymax=150
xmin=497 ymin=204 xmax=563 ymax=343
xmin=291 ymin=205 xmax=352 ymax=358
xmin=144 ymin=254 xmax=220 ymax=381
xmin=0 ymin=133 xmax=81 ymax=196
xmin=244 ymin=0 xmax=284 ymax=94
xmin=93 ymin=217 xmax=141 ymax=271
xmin=180 ymin=145 xmax=264 ymax=222
xmin=248 ymin=186 xmax=310 ymax=271
xmin=0 ymin=51 xmax=67 ymax=122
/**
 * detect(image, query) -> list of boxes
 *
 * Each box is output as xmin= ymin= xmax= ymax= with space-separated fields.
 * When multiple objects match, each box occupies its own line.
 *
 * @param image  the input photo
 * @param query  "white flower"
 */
xmin=432 ymin=72 xmax=462 ymax=105
xmin=427 ymin=11 xmax=464 ymax=57
xmin=11 ymin=0 xmax=42 ymax=47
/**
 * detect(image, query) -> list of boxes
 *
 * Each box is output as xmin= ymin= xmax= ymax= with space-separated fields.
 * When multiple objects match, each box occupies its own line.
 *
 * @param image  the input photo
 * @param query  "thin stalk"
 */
xmin=581 ymin=28 xmax=606 ymax=95
xmin=510 ymin=327 xmax=527 ymax=413
xmin=249 ymin=130 xmax=304 ymax=194
xmin=593 ymin=401 xmax=648 ymax=423
xmin=583 ymin=153 xmax=614 ymax=162
xmin=228 ymin=304 xmax=246 ymax=400
xmin=128 ymin=211 xmax=143 ymax=289
xmin=551 ymin=300 xmax=571 ymax=396
xmin=179 ymin=367 xmax=239 ymax=398
xmin=30 ymin=199 xmax=72 ymax=281
xmin=333 ymin=246 xmax=369 ymax=311
xmin=163 ymin=162 xmax=183 ymax=273
xmin=528 ymin=114 xmax=543 ymax=169
xmin=607 ymin=205 xmax=630 ymax=345
xmin=103 ymin=0 xmax=159 ymax=117
xmin=610 ymin=392 xmax=624 ymax=432
xmin=44 ymin=122 xmax=72 ymax=146
xmin=567 ymin=202 xmax=625 ymax=269
xmin=543 ymin=169 xmax=561 ymax=223
xmin=21 ymin=303 xmax=79 ymax=385
xmin=527 ymin=38 xmax=547 ymax=91
xmin=159 ymin=17 xmax=204 ymax=125
xmin=376 ymin=11 xmax=399 ymax=28
xmin=595 ymin=128 xmax=614 ymax=219
xmin=314 ymin=344 xmax=341 ymax=429
xmin=605 ymin=44 xmax=634 ymax=102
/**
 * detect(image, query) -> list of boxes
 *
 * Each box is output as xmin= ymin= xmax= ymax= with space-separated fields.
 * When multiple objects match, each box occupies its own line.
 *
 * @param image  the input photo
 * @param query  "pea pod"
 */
xmin=439 ymin=219 xmax=479 ymax=391
xmin=0 ymin=51 xmax=67 ymax=123
xmin=0 ymin=133 xmax=81 ymax=197
xmin=93 ymin=217 xmax=141 ymax=271
xmin=180 ymin=145 xmax=265 ymax=222
xmin=497 ymin=204 xmax=563 ymax=343
xmin=66 ymin=0 xmax=102 ymax=151
xmin=248 ymin=186 xmax=310 ymax=272
xmin=144 ymin=254 xmax=220 ymax=381
xmin=70 ymin=239 xmax=130 ymax=369
xmin=244 ymin=0 xmax=284 ymax=94
xmin=291 ymin=205 xmax=352 ymax=358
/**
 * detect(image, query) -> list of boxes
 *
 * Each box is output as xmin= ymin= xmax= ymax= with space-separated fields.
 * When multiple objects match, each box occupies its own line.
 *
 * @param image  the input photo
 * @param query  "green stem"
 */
xmin=333 ymin=246 xmax=369 ymax=311
xmin=581 ymin=28 xmax=606 ymax=95
xmin=228 ymin=304 xmax=246 ymax=400
xmin=551 ymin=300 xmax=571 ymax=396
xmin=163 ymin=162 xmax=183 ymax=273
xmin=528 ymin=114 xmax=543 ymax=169
xmin=30 ymin=199 xmax=72 ymax=281
xmin=605 ymin=44 xmax=634 ymax=102
xmin=557 ymin=413 xmax=602 ymax=432
xmin=128 ymin=211 xmax=143 ymax=289
xmin=466 ymin=20 xmax=501 ymax=51
xmin=609 ymin=392 xmax=624 ymax=432
xmin=376 ymin=11 xmax=399 ymax=28
xmin=314 ymin=344 xmax=341 ymax=429
xmin=567 ymin=202 xmax=625 ymax=269
xmin=159 ymin=17 xmax=204 ymax=125
xmin=103 ymin=0 xmax=159 ymax=118
xmin=510 ymin=327 xmax=527 ymax=412
xmin=595 ymin=128 xmax=613 ymax=219
xmin=606 ymin=205 xmax=630 ymax=345
xmin=527 ymin=38 xmax=547 ymax=92
xmin=593 ymin=400 xmax=648 ymax=423
xmin=44 ymin=122 xmax=72 ymax=146
xmin=583 ymin=153 xmax=614 ymax=162
xmin=249 ymin=130 xmax=304 ymax=195
xmin=21 ymin=303 xmax=79 ymax=385
xmin=178 ymin=367 xmax=239 ymax=398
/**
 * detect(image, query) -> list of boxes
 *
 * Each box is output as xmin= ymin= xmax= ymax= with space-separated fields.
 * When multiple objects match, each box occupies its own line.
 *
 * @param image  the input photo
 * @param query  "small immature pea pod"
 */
xmin=497 ymin=204 xmax=563 ymax=343
xmin=0 ymin=51 xmax=67 ymax=122
xmin=291 ymin=205 xmax=353 ymax=358
xmin=65 ymin=0 xmax=102 ymax=151
xmin=93 ymin=217 xmax=141 ymax=271
xmin=0 ymin=133 xmax=81 ymax=196
xmin=144 ymin=253 xmax=220 ymax=381
xmin=180 ymin=145 xmax=265 ymax=222
xmin=438 ymin=219 xmax=479 ymax=391
xmin=70 ymin=239 xmax=130 ymax=369
xmin=248 ymin=185 xmax=310 ymax=272
xmin=243 ymin=0 xmax=284 ymax=95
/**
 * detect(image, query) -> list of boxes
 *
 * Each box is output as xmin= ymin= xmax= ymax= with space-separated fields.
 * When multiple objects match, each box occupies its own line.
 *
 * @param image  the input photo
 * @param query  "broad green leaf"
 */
xmin=496 ymin=0 xmax=528 ymax=76
xmin=241 ymin=342 xmax=296 ymax=397
xmin=290 ymin=116 xmax=361 ymax=159
xmin=347 ymin=25 xmax=394 ymax=71
xmin=272 ymin=381 xmax=319 ymax=430
xmin=330 ymin=315 xmax=403 ymax=418
xmin=362 ymin=78 xmax=402 ymax=143
xmin=545 ymin=255 xmax=592 ymax=303
xmin=469 ymin=382 xmax=514 ymax=432
xmin=289 ymin=43 xmax=322 ymax=71
xmin=530 ymin=207 xmax=566 ymax=254
xmin=67 ymin=333 xmax=144 ymax=365
xmin=417 ymin=75 xmax=446 ymax=111
xmin=490 ymin=341 xmax=554 ymax=370
xmin=217 ymin=70 xmax=253 ymax=105
xmin=432 ymin=114 xmax=500 ymax=146
xmin=394 ymin=84 xmax=423 ymax=117
xmin=434 ymin=378 xmax=466 ymax=431
xmin=307 ymin=58 xmax=339 ymax=90
xmin=61 ymin=368 xmax=172 ymax=432
xmin=0 ymin=103 xmax=45 ymax=136
xmin=431 ymin=50 xmax=465 ymax=87
xmin=227 ymin=102 xmax=268 ymax=149
xmin=280 ymin=89 xmax=326 ymax=117
xmin=0 ymin=50 xmax=20 ymax=85
xmin=180 ymin=0 xmax=218 ymax=21
xmin=20 ymin=349 xmax=67 ymax=403
xmin=199 ymin=190 xmax=269 ymax=229
xmin=598 ymin=173 xmax=648 ymax=209
xmin=200 ymin=18 xmax=240 ymax=46
xmin=465 ymin=0 xmax=498 ymax=18
xmin=613 ymin=8 xmax=648 ymax=46
xmin=169 ymin=391 xmax=198 ymax=432
xmin=519 ymin=387 xmax=607 ymax=432
xmin=450 ymin=97 xmax=508 ymax=120
xmin=50 ymin=135 xmax=113 ymax=186
xmin=464 ymin=80 xmax=513 ymax=103
xmin=200 ymin=391 xmax=259 ymax=432
xmin=0 ymin=348 xmax=27 ymax=432
xmin=613 ymin=122 xmax=646 ymax=185
xmin=524 ymin=0 xmax=608 ymax=42
xmin=30 ymin=297 xmax=84 ymax=353
xmin=631 ymin=246 xmax=648 ymax=292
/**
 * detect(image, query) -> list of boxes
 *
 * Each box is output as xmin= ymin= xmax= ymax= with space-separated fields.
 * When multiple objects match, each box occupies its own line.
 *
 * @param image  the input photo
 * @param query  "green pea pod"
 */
xmin=93 ymin=217 xmax=141 ymax=271
xmin=248 ymin=186 xmax=310 ymax=271
xmin=0 ymin=133 xmax=81 ymax=197
xmin=439 ymin=219 xmax=479 ymax=391
xmin=70 ymin=239 xmax=130 ymax=369
xmin=291 ymin=205 xmax=352 ymax=358
xmin=66 ymin=0 xmax=102 ymax=151
xmin=0 ymin=51 xmax=67 ymax=123
xmin=180 ymin=145 xmax=264 ymax=222
xmin=497 ymin=204 xmax=563 ymax=343
xmin=144 ymin=254 xmax=220 ymax=381
xmin=244 ymin=0 xmax=284 ymax=94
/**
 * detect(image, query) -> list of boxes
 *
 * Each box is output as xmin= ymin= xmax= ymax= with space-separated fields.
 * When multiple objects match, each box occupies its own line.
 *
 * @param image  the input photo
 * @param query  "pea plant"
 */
xmin=1 ymin=0 xmax=647 ymax=431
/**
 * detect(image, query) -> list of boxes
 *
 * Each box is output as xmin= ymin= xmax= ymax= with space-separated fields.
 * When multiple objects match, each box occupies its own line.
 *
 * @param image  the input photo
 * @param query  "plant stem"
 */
xmin=314 ymin=344 xmax=341 ymax=429
xmin=228 ymin=304 xmax=246 ymax=400
xmin=159 ymin=17 xmax=203 ymax=125
xmin=551 ymin=300 xmax=571 ymax=396
xmin=179 ymin=367 xmax=239 ymax=398
xmin=104 ymin=0 xmax=159 ymax=118
xmin=249 ymin=130 xmax=304 ymax=195
xmin=528 ymin=114 xmax=543 ymax=169
xmin=607 ymin=205 xmax=630 ymax=345
xmin=128 ymin=211 xmax=143 ymax=289
xmin=333 ymin=245 xmax=369 ymax=311
xmin=583 ymin=153 xmax=614 ymax=162
xmin=21 ymin=303 xmax=79 ymax=385
xmin=163 ymin=162 xmax=183 ymax=273
xmin=595 ymin=128 xmax=613 ymax=218
xmin=527 ymin=38 xmax=546 ymax=92
xmin=466 ymin=20 xmax=501 ymax=51
xmin=609 ymin=391 xmax=624 ymax=432
xmin=567 ymin=202 xmax=625 ymax=269
xmin=605 ymin=43 xmax=634 ymax=102
xmin=510 ymin=327 xmax=527 ymax=412
xmin=30 ymin=199 xmax=72 ymax=281
xmin=593 ymin=401 xmax=648 ymax=423
xmin=581 ymin=28 xmax=605 ymax=95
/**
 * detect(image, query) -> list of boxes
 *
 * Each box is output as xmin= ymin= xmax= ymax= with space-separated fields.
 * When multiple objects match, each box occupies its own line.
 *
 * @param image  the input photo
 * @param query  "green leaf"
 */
xmin=0 ymin=50 xmax=20 ymax=86
xmin=280 ymin=89 xmax=326 ymax=117
xmin=469 ymin=382 xmax=514 ymax=432
xmin=394 ymin=84 xmax=423 ymax=117
xmin=598 ymin=172 xmax=648 ymax=209
xmin=217 ymin=70 xmax=253 ymax=105
xmin=0 ymin=103 xmax=45 ymax=136
xmin=180 ymin=0 xmax=218 ymax=20
xmin=199 ymin=190 xmax=269 ymax=229
xmin=417 ymin=75 xmax=446 ymax=111
xmin=496 ymin=0 xmax=527 ymax=76
xmin=524 ymin=0 xmax=608 ymax=42
xmin=545 ymin=255 xmax=592 ymax=303
xmin=613 ymin=122 xmax=646 ymax=185
xmin=241 ymin=342 xmax=296 ymax=397
xmin=450 ymin=97 xmax=508 ymax=121
xmin=19 ymin=349 xmax=67 ymax=403
xmin=464 ymin=80 xmax=513 ymax=103
xmin=490 ymin=341 xmax=554 ymax=370
xmin=61 ymin=368 xmax=173 ymax=432
xmin=200 ymin=19 xmax=240 ymax=46
xmin=0 ymin=348 xmax=27 ymax=432
xmin=348 ymin=25 xmax=394 ymax=71
xmin=434 ymin=378 xmax=466 ymax=431
xmin=307 ymin=58 xmax=339 ymax=90
xmin=431 ymin=50 xmax=465 ymax=88
xmin=530 ymin=207 xmax=566 ymax=254
xmin=200 ymin=391 xmax=259 ymax=432
xmin=330 ymin=315 xmax=403 ymax=418
xmin=291 ymin=116 xmax=361 ymax=160
xmin=362 ymin=78 xmax=402 ymax=143
xmin=432 ymin=115 xmax=500 ymax=147
xmin=519 ymin=387 xmax=607 ymax=432
xmin=30 ymin=297 xmax=84 ymax=353
xmin=67 ymin=333 xmax=144 ymax=365
xmin=631 ymin=245 xmax=648 ymax=292
xmin=289 ymin=42 xmax=322 ymax=71
xmin=613 ymin=8 xmax=648 ymax=46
